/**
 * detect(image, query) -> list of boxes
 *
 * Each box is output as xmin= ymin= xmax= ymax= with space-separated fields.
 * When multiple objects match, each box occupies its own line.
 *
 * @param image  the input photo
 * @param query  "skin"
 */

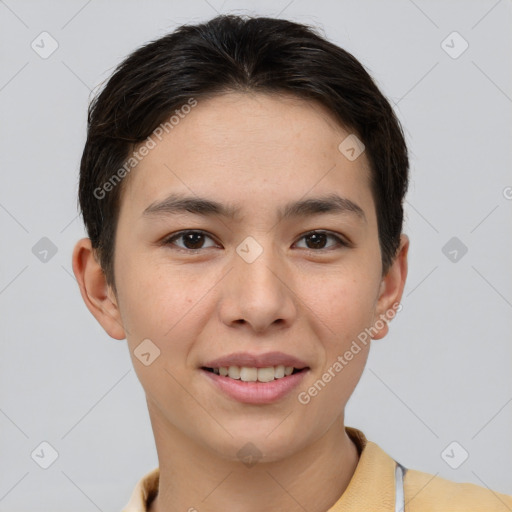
xmin=72 ymin=92 xmax=408 ymax=512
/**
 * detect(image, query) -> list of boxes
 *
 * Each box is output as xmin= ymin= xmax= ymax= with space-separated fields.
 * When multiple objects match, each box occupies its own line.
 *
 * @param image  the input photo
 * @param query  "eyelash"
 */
xmin=161 ymin=230 xmax=350 ymax=254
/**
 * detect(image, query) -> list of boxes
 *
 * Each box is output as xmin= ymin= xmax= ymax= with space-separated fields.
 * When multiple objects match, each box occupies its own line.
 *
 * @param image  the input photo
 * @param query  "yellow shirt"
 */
xmin=121 ymin=427 xmax=512 ymax=511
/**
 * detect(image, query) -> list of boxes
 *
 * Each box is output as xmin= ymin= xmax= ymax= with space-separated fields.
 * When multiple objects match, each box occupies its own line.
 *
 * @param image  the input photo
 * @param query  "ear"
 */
xmin=371 ymin=234 xmax=409 ymax=340
xmin=72 ymin=237 xmax=126 ymax=340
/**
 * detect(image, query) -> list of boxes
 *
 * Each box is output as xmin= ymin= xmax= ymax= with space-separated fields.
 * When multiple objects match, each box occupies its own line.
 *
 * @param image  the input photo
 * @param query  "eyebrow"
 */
xmin=142 ymin=193 xmax=366 ymax=222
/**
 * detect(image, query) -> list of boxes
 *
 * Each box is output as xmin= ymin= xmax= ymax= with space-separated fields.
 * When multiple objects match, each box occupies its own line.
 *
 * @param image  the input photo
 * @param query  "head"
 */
xmin=73 ymin=15 xmax=409 ymax=462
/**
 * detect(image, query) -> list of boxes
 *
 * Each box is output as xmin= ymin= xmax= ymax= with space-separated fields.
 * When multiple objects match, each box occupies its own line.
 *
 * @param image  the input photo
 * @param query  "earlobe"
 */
xmin=371 ymin=234 xmax=409 ymax=340
xmin=71 ymin=238 xmax=126 ymax=340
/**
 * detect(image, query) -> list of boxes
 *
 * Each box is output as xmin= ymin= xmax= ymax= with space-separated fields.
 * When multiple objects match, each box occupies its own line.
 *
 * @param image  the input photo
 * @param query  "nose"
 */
xmin=218 ymin=243 xmax=298 ymax=334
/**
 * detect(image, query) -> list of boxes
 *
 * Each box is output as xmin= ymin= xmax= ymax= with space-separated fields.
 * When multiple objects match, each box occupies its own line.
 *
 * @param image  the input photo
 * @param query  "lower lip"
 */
xmin=201 ymin=369 xmax=309 ymax=404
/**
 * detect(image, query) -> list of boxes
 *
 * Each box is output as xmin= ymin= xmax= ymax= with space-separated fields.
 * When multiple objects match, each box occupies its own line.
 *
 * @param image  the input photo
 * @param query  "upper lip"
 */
xmin=202 ymin=351 xmax=309 ymax=369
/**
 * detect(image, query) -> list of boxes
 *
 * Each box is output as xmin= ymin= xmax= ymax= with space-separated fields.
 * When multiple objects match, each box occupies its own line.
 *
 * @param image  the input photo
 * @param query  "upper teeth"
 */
xmin=212 ymin=365 xmax=295 ymax=382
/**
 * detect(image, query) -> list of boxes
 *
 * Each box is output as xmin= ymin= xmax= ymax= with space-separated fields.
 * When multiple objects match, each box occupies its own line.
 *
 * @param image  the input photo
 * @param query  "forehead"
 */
xmin=120 ymin=92 xmax=372 ymax=219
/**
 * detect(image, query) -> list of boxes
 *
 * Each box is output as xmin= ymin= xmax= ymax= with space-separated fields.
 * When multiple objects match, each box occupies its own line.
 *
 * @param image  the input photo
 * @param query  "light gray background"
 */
xmin=1 ymin=0 xmax=511 ymax=510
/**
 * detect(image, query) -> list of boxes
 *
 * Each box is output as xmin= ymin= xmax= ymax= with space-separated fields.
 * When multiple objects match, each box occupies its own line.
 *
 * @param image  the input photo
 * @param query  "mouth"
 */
xmin=201 ymin=365 xmax=308 ymax=382
xmin=199 ymin=351 xmax=311 ymax=403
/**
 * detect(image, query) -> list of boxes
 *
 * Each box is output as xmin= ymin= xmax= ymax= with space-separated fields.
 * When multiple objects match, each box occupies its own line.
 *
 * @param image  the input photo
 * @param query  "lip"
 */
xmin=201 ymin=367 xmax=309 ymax=404
xmin=202 ymin=351 xmax=309 ymax=369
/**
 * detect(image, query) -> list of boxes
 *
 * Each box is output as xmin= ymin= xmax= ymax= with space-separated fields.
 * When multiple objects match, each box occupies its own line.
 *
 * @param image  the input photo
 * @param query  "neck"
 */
xmin=147 ymin=410 xmax=360 ymax=512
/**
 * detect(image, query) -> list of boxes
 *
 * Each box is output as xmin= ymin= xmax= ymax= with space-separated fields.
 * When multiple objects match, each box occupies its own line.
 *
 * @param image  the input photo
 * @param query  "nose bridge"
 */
xmin=238 ymin=246 xmax=282 ymax=295
xmin=220 ymin=236 xmax=296 ymax=331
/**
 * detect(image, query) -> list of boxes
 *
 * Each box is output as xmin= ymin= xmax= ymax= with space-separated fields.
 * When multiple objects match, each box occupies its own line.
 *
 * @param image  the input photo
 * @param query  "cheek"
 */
xmin=299 ymin=269 xmax=378 ymax=342
xmin=116 ymin=252 xmax=211 ymax=349
xmin=295 ymin=276 xmax=374 ymax=416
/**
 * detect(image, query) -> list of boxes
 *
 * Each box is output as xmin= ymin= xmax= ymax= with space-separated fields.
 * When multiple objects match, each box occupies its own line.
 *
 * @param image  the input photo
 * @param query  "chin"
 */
xmin=200 ymin=420 xmax=311 ymax=463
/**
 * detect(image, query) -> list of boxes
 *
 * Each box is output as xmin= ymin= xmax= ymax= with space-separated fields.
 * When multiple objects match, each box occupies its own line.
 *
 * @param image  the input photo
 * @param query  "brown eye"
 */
xmin=295 ymin=231 xmax=346 ymax=250
xmin=164 ymin=231 xmax=217 ymax=251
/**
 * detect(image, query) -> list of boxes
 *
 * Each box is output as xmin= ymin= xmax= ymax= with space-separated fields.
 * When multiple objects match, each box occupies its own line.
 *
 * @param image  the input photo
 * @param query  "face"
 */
xmin=75 ymin=92 xmax=407 ymax=462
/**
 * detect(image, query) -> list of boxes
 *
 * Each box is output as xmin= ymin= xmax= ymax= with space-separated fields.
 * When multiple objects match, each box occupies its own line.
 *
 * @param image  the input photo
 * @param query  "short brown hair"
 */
xmin=78 ymin=14 xmax=409 ymax=295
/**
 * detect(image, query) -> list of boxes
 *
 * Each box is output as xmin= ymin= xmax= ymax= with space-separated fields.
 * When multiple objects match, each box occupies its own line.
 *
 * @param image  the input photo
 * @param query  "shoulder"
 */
xmin=405 ymin=468 xmax=512 ymax=511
